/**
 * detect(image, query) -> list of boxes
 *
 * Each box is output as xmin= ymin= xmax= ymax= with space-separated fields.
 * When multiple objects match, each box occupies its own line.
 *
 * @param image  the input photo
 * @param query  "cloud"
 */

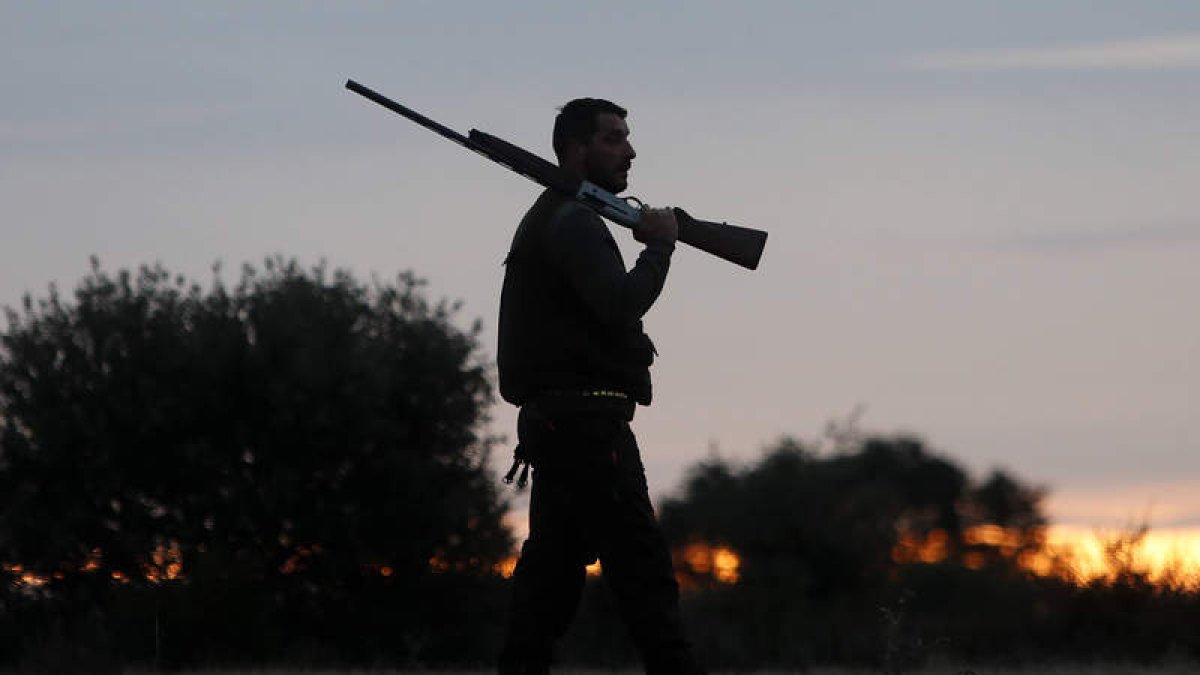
xmin=907 ymin=33 xmax=1200 ymax=72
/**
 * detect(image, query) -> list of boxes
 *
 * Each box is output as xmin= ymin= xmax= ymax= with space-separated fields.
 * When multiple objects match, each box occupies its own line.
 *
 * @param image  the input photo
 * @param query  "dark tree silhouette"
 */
xmin=661 ymin=435 xmax=984 ymax=594
xmin=656 ymin=434 xmax=1053 ymax=667
xmin=0 ymin=257 xmax=511 ymax=666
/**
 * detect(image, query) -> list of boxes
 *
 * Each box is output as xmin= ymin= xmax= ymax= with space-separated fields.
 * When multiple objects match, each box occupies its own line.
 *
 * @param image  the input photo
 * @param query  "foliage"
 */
xmin=650 ymin=434 xmax=1198 ymax=669
xmin=660 ymin=435 xmax=1044 ymax=597
xmin=0 ymin=257 xmax=511 ymax=668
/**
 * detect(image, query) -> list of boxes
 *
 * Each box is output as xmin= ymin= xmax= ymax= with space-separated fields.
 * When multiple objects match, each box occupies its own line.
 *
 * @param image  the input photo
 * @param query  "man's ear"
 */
xmin=560 ymin=139 xmax=587 ymax=169
xmin=566 ymin=140 xmax=586 ymax=163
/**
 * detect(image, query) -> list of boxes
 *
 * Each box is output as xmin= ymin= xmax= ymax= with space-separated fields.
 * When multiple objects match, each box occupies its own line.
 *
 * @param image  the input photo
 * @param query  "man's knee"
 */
xmin=518 ymin=535 xmax=597 ymax=572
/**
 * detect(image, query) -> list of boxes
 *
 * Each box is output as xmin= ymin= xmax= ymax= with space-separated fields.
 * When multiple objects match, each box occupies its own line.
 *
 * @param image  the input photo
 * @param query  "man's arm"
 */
xmin=547 ymin=205 xmax=676 ymax=329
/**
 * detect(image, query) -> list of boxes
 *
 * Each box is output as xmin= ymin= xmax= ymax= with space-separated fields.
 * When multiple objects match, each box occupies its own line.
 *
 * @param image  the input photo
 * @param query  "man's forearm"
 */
xmin=625 ymin=239 xmax=674 ymax=315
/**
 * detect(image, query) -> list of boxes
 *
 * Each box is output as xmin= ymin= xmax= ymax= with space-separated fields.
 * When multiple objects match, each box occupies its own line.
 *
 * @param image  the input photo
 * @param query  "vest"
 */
xmin=497 ymin=190 xmax=654 ymax=406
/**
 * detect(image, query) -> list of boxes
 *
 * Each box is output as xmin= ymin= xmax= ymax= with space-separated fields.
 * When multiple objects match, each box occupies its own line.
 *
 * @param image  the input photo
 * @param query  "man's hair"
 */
xmin=552 ymin=98 xmax=627 ymax=160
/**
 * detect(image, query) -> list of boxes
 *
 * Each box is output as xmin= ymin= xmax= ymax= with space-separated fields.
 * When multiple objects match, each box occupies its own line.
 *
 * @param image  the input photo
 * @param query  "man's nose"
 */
xmin=626 ymin=143 xmax=636 ymax=160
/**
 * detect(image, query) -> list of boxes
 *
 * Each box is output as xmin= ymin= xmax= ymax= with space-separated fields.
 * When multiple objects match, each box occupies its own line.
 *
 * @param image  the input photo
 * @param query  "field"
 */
xmin=151 ymin=666 xmax=1200 ymax=675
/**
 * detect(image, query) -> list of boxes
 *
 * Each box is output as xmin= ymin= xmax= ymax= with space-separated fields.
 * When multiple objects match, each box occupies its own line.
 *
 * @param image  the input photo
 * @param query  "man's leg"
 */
xmin=598 ymin=424 xmax=705 ymax=675
xmin=499 ymin=533 xmax=587 ymax=674
xmin=499 ymin=411 xmax=596 ymax=674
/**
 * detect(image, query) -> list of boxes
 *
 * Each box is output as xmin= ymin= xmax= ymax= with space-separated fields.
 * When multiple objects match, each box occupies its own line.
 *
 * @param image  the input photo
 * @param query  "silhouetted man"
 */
xmin=496 ymin=99 xmax=703 ymax=675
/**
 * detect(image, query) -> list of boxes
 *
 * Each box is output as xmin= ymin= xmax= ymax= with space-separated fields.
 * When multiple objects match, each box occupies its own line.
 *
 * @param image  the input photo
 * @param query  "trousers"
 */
xmin=498 ymin=405 xmax=702 ymax=675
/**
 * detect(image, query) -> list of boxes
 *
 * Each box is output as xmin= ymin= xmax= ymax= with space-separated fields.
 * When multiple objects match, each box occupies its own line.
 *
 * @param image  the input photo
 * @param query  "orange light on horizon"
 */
xmin=678 ymin=542 xmax=741 ymax=586
xmin=495 ymin=556 xmax=518 ymax=578
xmin=8 ymin=526 xmax=1198 ymax=590
xmin=893 ymin=529 xmax=953 ymax=564
xmin=2 ymin=564 xmax=50 ymax=588
xmin=280 ymin=544 xmax=322 ymax=575
xmin=964 ymin=524 xmax=1028 ymax=553
xmin=427 ymin=549 xmax=506 ymax=576
xmin=1043 ymin=525 xmax=1200 ymax=585
xmin=485 ymin=544 xmax=745 ymax=585
xmin=491 ymin=557 xmax=602 ymax=579
xmin=892 ymin=524 xmax=1200 ymax=586
xmin=144 ymin=541 xmax=183 ymax=583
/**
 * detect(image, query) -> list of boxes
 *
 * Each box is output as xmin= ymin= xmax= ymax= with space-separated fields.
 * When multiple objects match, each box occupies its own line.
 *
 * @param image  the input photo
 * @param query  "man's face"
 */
xmin=582 ymin=112 xmax=636 ymax=194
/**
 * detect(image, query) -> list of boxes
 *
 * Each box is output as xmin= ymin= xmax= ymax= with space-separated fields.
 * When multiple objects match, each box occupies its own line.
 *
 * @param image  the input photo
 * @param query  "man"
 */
xmin=495 ymin=98 xmax=703 ymax=675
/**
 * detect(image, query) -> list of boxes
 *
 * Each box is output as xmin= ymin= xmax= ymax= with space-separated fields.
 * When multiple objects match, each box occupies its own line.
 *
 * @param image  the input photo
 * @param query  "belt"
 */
xmin=504 ymin=388 xmax=635 ymax=490
xmin=542 ymin=389 xmax=629 ymax=400
xmin=526 ymin=388 xmax=635 ymax=420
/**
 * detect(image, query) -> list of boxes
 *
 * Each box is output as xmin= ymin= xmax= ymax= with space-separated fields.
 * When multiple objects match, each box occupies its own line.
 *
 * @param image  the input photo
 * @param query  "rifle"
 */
xmin=345 ymin=80 xmax=768 ymax=270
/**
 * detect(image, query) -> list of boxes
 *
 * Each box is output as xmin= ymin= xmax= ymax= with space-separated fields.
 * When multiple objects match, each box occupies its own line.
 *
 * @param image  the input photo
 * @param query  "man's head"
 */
xmin=553 ymin=98 xmax=636 ymax=194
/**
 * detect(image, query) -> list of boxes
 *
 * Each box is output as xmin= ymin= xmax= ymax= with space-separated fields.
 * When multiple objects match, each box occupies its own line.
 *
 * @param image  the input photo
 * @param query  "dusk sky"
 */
xmin=3 ymin=2 xmax=1197 ymax=531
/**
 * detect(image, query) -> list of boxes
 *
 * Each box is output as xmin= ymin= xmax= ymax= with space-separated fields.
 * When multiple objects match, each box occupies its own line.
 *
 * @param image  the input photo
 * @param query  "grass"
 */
xmin=156 ymin=666 xmax=1200 ymax=675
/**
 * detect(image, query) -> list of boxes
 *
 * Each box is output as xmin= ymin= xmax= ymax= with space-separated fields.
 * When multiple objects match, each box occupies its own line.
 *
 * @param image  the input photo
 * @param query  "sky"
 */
xmin=2 ymin=2 xmax=1197 ymax=530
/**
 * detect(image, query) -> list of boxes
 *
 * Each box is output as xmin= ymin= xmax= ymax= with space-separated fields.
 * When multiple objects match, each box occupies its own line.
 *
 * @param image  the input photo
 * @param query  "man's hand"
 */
xmin=633 ymin=206 xmax=679 ymax=246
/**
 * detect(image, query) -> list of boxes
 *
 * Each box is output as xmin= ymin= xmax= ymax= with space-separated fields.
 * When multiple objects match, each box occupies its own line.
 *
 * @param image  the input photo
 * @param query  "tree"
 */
xmin=662 ymin=435 xmax=980 ymax=595
xmin=657 ymin=434 xmax=1051 ymax=666
xmin=0 ymin=257 xmax=511 ymax=665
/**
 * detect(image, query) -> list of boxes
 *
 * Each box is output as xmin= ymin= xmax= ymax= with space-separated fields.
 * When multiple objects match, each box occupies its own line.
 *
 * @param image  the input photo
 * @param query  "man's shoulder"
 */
xmin=551 ymin=200 xmax=601 ymax=231
xmin=514 ymin=190 xmax=613 ymax=257
xmin=516 ymin=190 xmax=589 ymax=231
xmin=548 ymin=194 xmax=612 ymax=236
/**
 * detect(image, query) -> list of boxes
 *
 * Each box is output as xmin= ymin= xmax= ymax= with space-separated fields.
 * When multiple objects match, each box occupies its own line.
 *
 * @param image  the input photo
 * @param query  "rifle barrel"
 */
xmin=345 ymin=80 xmax=474 ymax=150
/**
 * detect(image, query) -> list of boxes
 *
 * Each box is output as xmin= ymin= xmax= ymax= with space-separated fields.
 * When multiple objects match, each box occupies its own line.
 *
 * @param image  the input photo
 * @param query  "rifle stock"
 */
xmin=674 ymin=209 xmax=767 ymax=271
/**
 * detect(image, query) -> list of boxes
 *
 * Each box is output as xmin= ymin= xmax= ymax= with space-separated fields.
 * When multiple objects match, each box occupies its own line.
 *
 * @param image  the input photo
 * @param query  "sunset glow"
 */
xmin=7 ymin=526 xmax=1199 ymax=588
xmin=892 ymin=525 xmax=1200 ymax=585
xmin=493 ymin=545 xmax=742 ymax=586
xmin=1 ymin=564 xmax=50 ymax=588
xmin=1043 ymin=525 xmax=1200 ymax=584
xmin=144 ymin=542 xmax=183 ymax=583
xmin=494 ymin=558 xmax=606 ymax=578
xmin=679 ymin=542 xmax=741 ymax=585
xmin=495 ymin=556 xmax=518 ymax=578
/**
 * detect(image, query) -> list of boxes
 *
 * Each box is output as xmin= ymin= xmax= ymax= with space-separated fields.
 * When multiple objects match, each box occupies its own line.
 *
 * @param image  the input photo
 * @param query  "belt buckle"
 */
xmin=585 ymin=389 xmax=628 ymax=400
